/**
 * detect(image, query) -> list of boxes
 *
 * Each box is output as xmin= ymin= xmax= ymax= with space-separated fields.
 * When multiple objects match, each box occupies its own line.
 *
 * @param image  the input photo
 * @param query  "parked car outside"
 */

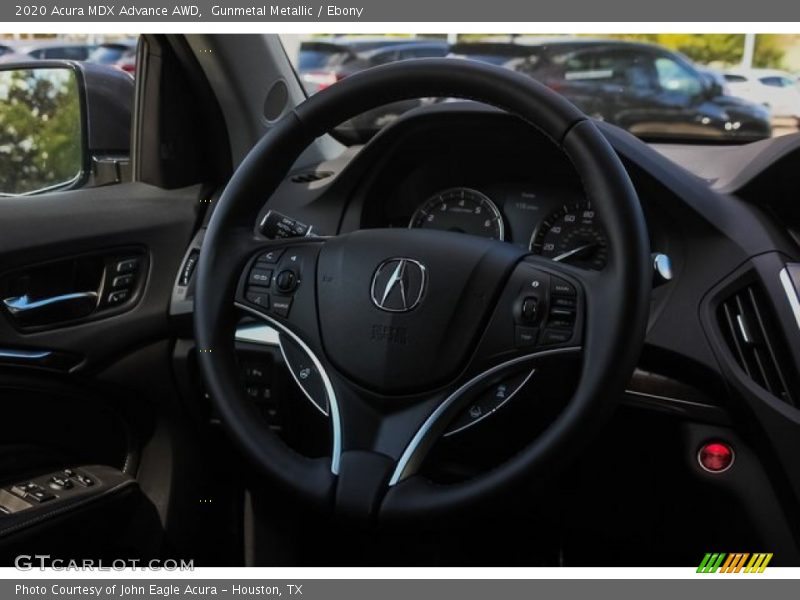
xmin=447 ymin=42 xmax=537 ymax=66
xmin=2 ymin=40 xmax=98 ymax=61
xmin=298 ymin=38 xmax=449 ymax=93
xmin=505 ymin=40 xmax=772 ymax=141
xmin=86 ymin=40 xmax=138 ymax=74
xmin=298 ymin=38 xmax=450 ymax=142
xmin=723 ymin=68 xmax=800 ymax=120
xmin=297 ymin=38 xmax=450 ymax=94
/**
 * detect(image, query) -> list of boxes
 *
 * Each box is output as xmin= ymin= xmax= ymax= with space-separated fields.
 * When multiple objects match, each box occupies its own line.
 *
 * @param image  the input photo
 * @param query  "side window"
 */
xmin=759 ymin=76 xmax=793 ymax=88
xmin=44 ymin=46 xmax=91 ymax=60
xmin=562 ymin=50 xmax=630 ymax=85
xmin=654 ymin=56 xmax=703 ymax=97
xmin=370 ymin=50 xmax=399 ymax=65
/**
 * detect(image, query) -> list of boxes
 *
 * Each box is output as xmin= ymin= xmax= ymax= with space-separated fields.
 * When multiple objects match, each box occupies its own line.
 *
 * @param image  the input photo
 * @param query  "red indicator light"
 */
xmin=698 ymin=442 xmax=735 ymax=473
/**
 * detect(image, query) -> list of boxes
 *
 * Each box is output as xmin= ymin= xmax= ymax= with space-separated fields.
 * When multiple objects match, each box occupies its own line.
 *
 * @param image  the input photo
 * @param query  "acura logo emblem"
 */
xmin=370 ymin=258 xmax=427 ymax=313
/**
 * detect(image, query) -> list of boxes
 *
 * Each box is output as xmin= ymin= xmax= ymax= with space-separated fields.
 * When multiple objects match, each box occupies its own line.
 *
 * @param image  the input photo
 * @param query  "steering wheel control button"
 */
xmin=260 ymin=249 xmax=285 ymax=264
xmin=515 ymin=326 xmax=539 ymax=347
xmin=698 ymin=442 xmax=735 ymax=473
xmin=280 ymin=334 xmax=328 ymax=414
xmin=515 ymin=270 xmax=549 ymax=329
xmin=446 ymin=368 xmax=535 ymax=435
xmin=249 ymin=267 xmax=273 ymax=287
xmin=541 ymin=329 xmax=573 ymax=345
xmin=246 ymin=287 xmax=270 ymax=309
xmin=548 ymin=307 xmax=576 ymax=327
xmin=446 ymin=400 xmax=493 ymax=435
xmin=271 ymin=296 xmax=292 ymax=318
xmin=551 ymin=296 xmax=577 ymax=309
xmin=275 ymin=270 xmax=298 ymax=294
xmin=521 ymin=297 xmax=540 ymax=323
xmin=551 ymin=277 xmax=576 ymax=297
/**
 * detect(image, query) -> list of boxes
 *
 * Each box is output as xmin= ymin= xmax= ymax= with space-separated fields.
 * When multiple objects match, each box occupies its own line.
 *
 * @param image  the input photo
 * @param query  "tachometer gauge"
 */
xmin=530 ymin=201 xmax=608 ymax=270
xmin=409 ymin=187 xmax=505 ymax=241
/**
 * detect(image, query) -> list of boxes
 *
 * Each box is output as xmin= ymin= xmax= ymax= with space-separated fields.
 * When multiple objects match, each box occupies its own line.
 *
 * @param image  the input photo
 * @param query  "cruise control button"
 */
xmin=246 ymin=287 xmax=270 ymax=308
xmin=271 ymin=296 xmax=292 ymax=318
xmin=515 ymin=326 xmax=539 ymax=347
xmin=249 ymin=267 xmax=273 ymax=286
xmin=541 ymin=329 xmax=573 ymax=345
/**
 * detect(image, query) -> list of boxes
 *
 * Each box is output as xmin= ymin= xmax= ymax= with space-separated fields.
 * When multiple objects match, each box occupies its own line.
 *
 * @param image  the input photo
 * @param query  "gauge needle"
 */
xmin=552 ymin=243 xmax=597 ymax=262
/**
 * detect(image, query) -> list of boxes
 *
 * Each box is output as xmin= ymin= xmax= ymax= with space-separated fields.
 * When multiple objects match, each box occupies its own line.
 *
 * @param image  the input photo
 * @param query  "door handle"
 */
xmin=2 ymin=291 xmax=99 ymax=326
xmin=3 ymin=291 xmax=99 ymax=314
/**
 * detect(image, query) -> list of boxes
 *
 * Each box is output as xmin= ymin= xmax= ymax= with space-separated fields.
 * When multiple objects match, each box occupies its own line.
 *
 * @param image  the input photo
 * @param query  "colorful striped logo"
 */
xmin=697 ymin=553 xmax=773 ymax=573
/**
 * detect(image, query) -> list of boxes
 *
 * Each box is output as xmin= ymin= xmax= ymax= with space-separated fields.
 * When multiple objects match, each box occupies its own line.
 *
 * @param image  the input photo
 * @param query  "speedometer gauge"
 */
xmin=409 ymin=187 xmax=505 ymax=241
xmin=530 ymin=201 xmax=608 ymax=270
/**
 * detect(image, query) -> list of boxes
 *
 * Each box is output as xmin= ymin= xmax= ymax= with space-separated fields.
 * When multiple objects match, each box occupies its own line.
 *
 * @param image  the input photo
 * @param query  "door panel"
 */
xmin=0 ymin=182 xmax=200 ymax=369
xmin=0 ymin=181 xmax=200 ymax=557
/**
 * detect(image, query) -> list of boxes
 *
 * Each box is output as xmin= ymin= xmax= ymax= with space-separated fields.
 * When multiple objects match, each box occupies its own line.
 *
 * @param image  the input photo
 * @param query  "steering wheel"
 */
xmin=194 ymin=59 xmax=651 ymax=521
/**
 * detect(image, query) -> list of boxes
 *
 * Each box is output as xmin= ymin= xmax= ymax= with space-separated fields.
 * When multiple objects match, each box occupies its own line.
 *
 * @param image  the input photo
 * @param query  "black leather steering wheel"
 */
xmin=194 ymin=59 xmax=651 ymax=521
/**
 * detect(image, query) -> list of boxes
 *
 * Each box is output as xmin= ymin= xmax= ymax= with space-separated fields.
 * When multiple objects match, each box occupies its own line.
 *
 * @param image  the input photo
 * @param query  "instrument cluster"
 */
xmin=408 ymin=184 xmax=608 ymax=270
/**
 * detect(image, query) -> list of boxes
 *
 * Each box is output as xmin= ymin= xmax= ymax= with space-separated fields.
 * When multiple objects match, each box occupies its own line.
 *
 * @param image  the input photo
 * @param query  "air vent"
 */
xmin=290 ymin=171 xmax=333 ymax=184
xmin=718 ymin=284 xmax=797 ymax=406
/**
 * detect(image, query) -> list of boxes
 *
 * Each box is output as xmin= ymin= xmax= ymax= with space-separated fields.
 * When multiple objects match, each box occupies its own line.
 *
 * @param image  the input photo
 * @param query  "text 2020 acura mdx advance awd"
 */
xmin=0 ymin=34 xmax=799 ymax=567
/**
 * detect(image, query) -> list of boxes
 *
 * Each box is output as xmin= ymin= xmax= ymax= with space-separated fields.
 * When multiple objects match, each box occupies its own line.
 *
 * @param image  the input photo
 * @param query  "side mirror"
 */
xmin=0 ymin=61 xmax=132 ymax=197
xmin=700 ymin=72 xmax=724 ymax=99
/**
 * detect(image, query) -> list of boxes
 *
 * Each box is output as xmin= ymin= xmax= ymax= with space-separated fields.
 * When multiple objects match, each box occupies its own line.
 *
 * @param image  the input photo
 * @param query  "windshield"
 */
xmin=281 ymin=34 xmax=800 ymax=144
